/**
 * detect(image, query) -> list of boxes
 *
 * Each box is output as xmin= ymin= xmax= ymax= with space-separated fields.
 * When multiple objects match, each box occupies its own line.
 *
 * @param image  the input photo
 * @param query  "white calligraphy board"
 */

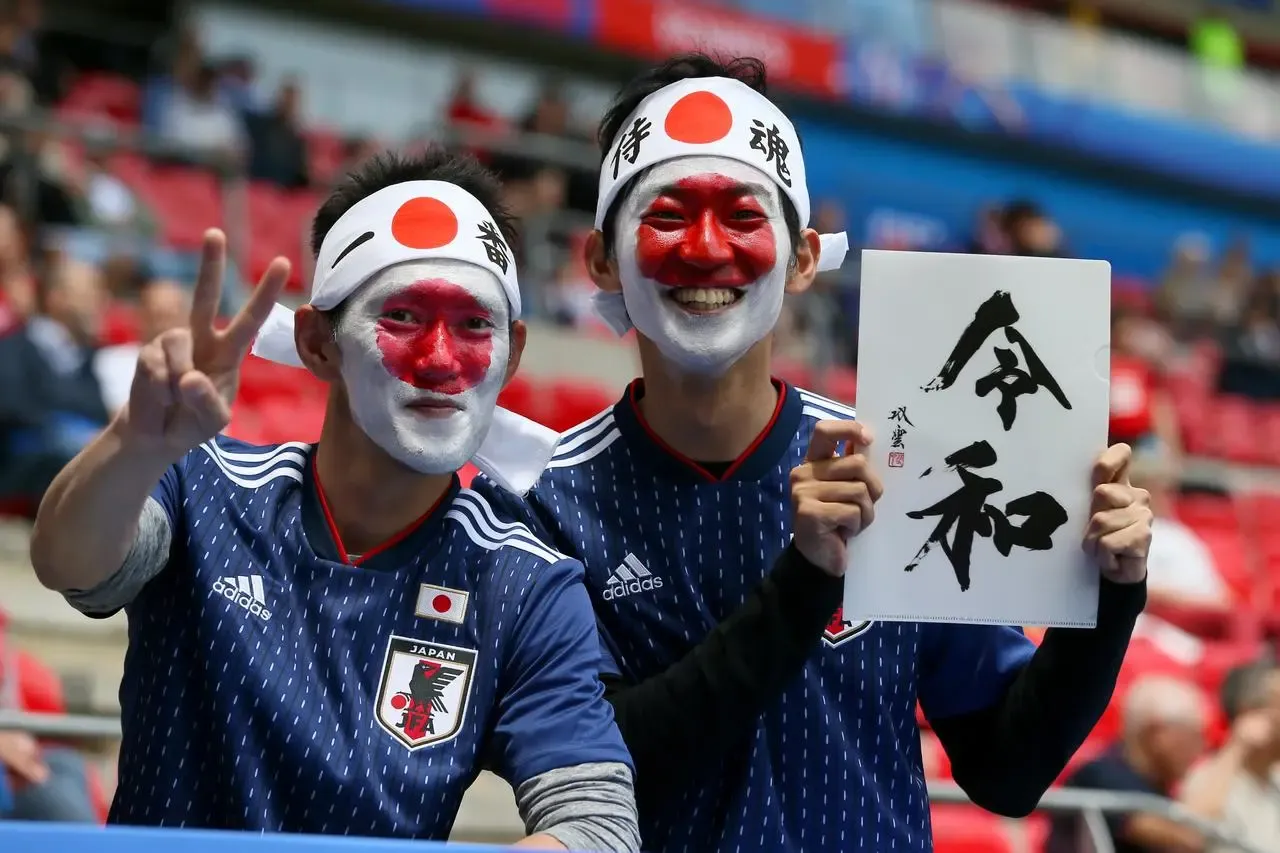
xmin=844 ymin=251 xmax=1111 ymax=627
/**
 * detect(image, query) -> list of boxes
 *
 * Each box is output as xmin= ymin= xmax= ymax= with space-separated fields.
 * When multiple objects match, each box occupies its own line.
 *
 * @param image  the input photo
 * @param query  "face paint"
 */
xmin=615 ymin=156 xmax=791 ymax=376
xmin=336 ymin=259 xmax=510 ymax=474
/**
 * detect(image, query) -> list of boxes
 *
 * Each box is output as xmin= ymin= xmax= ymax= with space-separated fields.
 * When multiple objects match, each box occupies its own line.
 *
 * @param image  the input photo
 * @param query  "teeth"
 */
xmin=671 ymin=288 xmax=739 ymax=306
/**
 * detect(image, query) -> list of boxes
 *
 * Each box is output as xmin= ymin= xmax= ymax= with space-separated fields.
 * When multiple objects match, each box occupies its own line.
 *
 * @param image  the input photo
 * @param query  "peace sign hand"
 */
xmin=123 ymin=230 xmax=291 ymax=460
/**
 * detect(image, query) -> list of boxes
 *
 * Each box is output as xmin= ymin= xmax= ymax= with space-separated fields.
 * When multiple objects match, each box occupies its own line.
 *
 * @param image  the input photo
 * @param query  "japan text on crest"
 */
xmin=375 ymin=636 xmax=477 ymax=751
xmin=823 ymin=606 xmax=872 ymax=648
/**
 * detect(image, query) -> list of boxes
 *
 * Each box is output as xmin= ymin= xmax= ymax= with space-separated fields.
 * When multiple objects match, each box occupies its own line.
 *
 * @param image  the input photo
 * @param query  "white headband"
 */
xmin=251 ymin=180 xmax=557 ymax=495
xmin=591 ymin=76 xmax=849 ymax=335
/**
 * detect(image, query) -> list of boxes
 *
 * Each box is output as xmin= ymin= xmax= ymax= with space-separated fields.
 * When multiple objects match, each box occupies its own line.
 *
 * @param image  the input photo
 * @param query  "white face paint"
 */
xmin=614 ymin=155 xmax=791 ymax=376
xmin=335 ymin=259 xmax=510 ymax=474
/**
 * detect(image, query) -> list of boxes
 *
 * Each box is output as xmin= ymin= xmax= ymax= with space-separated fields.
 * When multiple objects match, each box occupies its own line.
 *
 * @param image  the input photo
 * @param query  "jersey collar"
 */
xmin=301 ymin=448 xmax=459 ymax=571
xmin=612 ymin=378 xmax=802 ymax=484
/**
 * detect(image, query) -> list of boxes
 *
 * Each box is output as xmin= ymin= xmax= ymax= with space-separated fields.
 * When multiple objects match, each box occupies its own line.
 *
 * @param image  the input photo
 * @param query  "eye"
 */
xmin=464 ymin=316 xmax=495 ymax=331
xmin=730 ymin=209 xmax=766 ymax=221
xmin=383 ymin=309 xmax=417 ymax=323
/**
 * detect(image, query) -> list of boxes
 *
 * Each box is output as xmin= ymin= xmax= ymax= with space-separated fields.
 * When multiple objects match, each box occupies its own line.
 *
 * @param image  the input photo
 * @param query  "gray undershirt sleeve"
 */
xmin=63 ymin=497 xmax=172 ymax=616
xmin=514 ymin=761 xmax=641 ymax=853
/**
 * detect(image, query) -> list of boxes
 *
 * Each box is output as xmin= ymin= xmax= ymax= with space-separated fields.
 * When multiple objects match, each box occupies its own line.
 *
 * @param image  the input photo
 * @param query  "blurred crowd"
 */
xmin=0 ymin=0 xmax=1278 ymax=847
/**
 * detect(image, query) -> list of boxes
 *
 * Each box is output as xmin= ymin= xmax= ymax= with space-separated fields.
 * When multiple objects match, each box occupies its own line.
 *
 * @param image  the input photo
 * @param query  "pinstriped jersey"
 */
xmin=110 ymin=436 xmax=629 ymax=836
xmin=475 ymin=380 xmax=1036 ymax=853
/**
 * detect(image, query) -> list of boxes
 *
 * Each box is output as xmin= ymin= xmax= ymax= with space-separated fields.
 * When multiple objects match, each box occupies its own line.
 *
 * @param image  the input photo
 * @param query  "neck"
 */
xmin=1243 ymin=749 xmax=1276 ymax=781
xmin=1122 ymin=741 xmax=1170 ymax=792
xmin=635 ymin=336 xmax=778 ymax=462
xmin=313 ymin=392 xmax=453 ymax=559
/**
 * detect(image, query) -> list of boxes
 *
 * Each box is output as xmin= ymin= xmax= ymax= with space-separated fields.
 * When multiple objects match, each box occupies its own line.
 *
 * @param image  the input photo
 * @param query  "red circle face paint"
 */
xmin=635 ymin=174 xmax=778 ymax=288
xmin=374 ymin=280 xmax=494 ymax=395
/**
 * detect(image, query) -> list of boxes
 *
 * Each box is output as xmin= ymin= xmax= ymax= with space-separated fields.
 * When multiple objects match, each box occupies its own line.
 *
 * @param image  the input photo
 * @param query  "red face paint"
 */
xmin=635 ymin=174 xmax=778 ymax=288
xmin=374 ymin=280 xmax=494 ymax=395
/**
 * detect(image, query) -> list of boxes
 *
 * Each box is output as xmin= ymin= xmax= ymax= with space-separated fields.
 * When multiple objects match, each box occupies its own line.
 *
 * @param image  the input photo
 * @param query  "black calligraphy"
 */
xmin=476 ymin=220 xmax=511 ymax=274
xmin=889 ymin=406 xmax=913 ymax=449
xmin=904 ymin=440 xmax=1068 ymax=592
xmin=748 ymin=119 xmax=792 ymax=187
xmin=922 ymin=290 xmax=1071 ymax=431
xmin=611 ymin=116 xmax=652 ymax=180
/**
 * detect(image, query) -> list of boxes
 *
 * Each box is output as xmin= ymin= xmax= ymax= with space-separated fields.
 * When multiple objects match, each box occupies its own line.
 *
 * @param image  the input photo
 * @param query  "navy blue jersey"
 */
xmin=476 ymin=380 xmax=1036 ymax=853
xmin=110 ymin=437 xmax=629 ymax=836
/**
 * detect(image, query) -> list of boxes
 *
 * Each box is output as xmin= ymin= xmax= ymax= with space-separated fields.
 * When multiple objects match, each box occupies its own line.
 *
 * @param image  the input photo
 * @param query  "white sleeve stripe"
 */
xmin=801 ymin=405 xmax=857 ymax=423
xmin=556 ymin=408 xmax=615 ymax=443
xmin=797 ymin=390 xmax=857 ymax=418
xmin=446 ymin=498 xmax=564 ymax=564
xmin=547 ymin=428 xmax=623 ymax=469
xmin=455 ymin=490 xmax=528 ymax=535
xmin=207 ymin=440 xmax=312 ymax=464
xmin=199 ymin=444 xmax=305 ymax=489
xmin=552 ymin=414 xmax=616 ymax=458
xmin=445 ymin=506 xmax=563 ymax=565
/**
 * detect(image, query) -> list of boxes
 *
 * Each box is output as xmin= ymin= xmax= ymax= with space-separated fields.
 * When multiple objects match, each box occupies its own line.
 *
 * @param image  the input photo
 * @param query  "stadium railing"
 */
xmin=0 ymin=709 xmax=1269 ymax=853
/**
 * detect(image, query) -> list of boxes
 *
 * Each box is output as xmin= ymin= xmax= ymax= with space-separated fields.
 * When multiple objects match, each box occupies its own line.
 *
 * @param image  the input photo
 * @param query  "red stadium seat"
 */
xmin=1206 ymin=396 xmax=1264 ymax=464
xmin=496 ymin=374 xmax=542 ymax=425
xmin=17 ymin=650 xmax=66 ymax=715
xmin=1195 ymin=529 xmax=1253 ymax=602
xmin=100 ymin=301 xmax=141 ymax=346
xmin=544 ymin=379 xmax=614 ymax=432
xmin=930 ymin=806 xmax=1012 ymax=853
xmin=1172 ymin=494 xmax=1239 ymax=532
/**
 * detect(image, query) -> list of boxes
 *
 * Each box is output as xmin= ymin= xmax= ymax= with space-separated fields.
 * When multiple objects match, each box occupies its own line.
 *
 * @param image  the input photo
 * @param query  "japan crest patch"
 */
xmin=375 ymin=636 xmax=477 ymax=751
xmin=823 ymin=606 xmax=872 ymax=648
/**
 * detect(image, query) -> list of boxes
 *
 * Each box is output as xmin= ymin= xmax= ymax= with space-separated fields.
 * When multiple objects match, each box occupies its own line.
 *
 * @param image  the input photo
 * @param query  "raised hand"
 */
xmin=790 ymin=420 xmax=883 ymax=577
xmin=124 ymin=230 xmax=291 ymax=458
xmin=1082 ymin=443 xmax=1153 ymax=584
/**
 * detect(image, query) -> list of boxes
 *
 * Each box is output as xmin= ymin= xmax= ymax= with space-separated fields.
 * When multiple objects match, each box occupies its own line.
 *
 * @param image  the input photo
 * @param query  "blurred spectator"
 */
xmin=1218 ymin=275 xmax=1280 ymax=400
xmin=95 ymin=278 xmax=187 ymax=415
xmin=1181 ymin=661 xmax=1280 ymax=852
xmin=217 ymin=55 xmax=259 ymax=117
xmin=969 ymin=203 xmax=1012 ymax=255
xmin=489 ymin=82 xmax=576 ymax=217
xmin=1002 ymin=199 xmax=1064 ymax=258
xmin=0 ymin=615 xmax=97 ymax=823
xmin=246 ymin=78 xmax=309 ymax=189
xmin=78 ymin=145 xmax=151 ymax=234
xmin=0 ymin=257 xmax=109 ymax=511
xmin=1110 ymin=307 xmax=1181 ymax=455
xmin=1159 ymin=233 xmax=1217 ymax=338
xmin=447 ymin=70 xmax=503 ymax=135
xmin=1131 ymin=452 xmax=1229 ymax=610
xmin=157 ymin=62 xmax=245 ymax=166
xmin=0 ymin=203 xmax=34 ymax=319
xmin=1048 ymin=675 xmax=1208 ymax=853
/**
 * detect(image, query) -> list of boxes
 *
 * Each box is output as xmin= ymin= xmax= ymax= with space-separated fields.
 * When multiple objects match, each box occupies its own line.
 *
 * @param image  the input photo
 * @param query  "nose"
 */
xmin=678 ymin=210 xmax=734 ymax=269
xmin=412 ymin=321 xmax=461 ymax=382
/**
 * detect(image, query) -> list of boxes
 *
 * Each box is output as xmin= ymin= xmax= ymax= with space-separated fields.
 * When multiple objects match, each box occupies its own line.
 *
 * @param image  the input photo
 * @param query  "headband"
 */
xmin=251 ymin=180 xmax=557 ymax=495
xmin=591 ymin=76 xmax=849 ymax=335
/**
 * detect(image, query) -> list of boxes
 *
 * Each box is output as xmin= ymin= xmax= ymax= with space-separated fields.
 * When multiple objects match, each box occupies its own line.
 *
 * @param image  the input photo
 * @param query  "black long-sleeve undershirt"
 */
xmin=604 ymin=544 xmax=1146 ymax=815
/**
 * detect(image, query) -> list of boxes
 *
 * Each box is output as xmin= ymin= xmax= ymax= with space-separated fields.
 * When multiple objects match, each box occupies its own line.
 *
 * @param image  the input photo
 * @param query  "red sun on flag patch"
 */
xmin=823 ymin=605 xmax=871 ymax=647
xmin=415 ymin=583 xmax=469 ymax=624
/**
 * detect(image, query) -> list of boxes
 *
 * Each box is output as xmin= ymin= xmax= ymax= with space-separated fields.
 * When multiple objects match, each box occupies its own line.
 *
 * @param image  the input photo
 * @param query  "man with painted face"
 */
xmin=27 ymin=150 xmax=640 ymax=851
xmin=475 ymin=55 xmax=1150 ymax=851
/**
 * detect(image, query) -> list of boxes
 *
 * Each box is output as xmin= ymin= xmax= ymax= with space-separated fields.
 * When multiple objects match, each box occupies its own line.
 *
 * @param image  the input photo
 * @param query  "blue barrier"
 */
xmin=0 ymin=822 xmax=520 ymax=853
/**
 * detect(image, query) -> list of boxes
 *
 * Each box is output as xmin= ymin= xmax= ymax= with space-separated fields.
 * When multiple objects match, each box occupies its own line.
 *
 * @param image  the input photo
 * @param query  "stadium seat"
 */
xmin=17 ymin=650 xmax=66 ymax=715
xmin=930 ymin=806 xmax=1012 ymax=853
xmin=100 ymin=301 xmax=141 ymax=346
xmin=1207 ymin=396 xmax=1264 ymax=464
xmin=543 ymin=379 xmax=614 ymax=432
xmin=1195 ymin=529 xmax=1254 ymax=602
xmin=1172 ymin=494 xmax=1239 ymax=531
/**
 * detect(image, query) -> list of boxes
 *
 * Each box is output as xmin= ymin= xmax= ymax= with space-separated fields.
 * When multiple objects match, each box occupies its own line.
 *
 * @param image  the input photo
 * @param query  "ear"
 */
xmin=294 ymin=304 xmax=343 ymax=383
xmin=503 ymin=320 xmax=527 ymax=386
xmin=785 ymin=228 xmax=821 ymax=296
xmin=584 ymin=230 xmax=621 ymax=295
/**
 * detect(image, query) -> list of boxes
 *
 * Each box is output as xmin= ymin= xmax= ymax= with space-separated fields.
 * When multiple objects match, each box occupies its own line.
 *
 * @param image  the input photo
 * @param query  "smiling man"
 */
xmin=28 ymin=150 xmax=639 ymax=851
xmin=476 ymin=54 xmax=1150 ymax=852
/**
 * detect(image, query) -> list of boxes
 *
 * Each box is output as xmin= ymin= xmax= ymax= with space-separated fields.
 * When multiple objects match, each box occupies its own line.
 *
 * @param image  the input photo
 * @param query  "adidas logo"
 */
xmin=211 ymin=575 xmax=273 ymax=622
xmin=603 ymin=554 xmax=664 ymax=601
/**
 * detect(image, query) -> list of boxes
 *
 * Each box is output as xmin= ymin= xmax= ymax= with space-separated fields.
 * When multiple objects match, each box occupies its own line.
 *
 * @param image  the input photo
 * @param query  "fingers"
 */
xmin=1091 ymin=482 xmax=1145 ymax=513
xmin=805 ymin=420 xmax=872 ymax=462
xmin=1092 ymin=443 xmax=1132 ymax=488
xmin=222 ymin=256 xmax=292 ymax=352
xmin=189 ymin=229 xmax=227 ymax=337
xmin=808 ymin=453 xmax=885 ymax=502
xmin=1082 ymin=502 xmax=1153 ymax=568
xmin=160 ymin=325 xmax=195 ymax=380
xmin=177 ymin=371 xmax=233 ymax=430
xmin=794 ymin=491 xmax=873 ymax=536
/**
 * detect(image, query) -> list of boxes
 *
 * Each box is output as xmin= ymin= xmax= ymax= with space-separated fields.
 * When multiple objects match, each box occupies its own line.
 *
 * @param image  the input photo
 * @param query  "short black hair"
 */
xmin=595 ymin=53 xmax=801 ymax=256
xmin=311 ymin=146 xmax=517 ymax=260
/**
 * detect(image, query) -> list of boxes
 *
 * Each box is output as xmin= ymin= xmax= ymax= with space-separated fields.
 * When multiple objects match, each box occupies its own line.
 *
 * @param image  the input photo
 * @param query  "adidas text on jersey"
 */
xmin=603 ymin=554 xmax=664 ymax=601
xmin=211 ymin=575 xmax=272 ymax=622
